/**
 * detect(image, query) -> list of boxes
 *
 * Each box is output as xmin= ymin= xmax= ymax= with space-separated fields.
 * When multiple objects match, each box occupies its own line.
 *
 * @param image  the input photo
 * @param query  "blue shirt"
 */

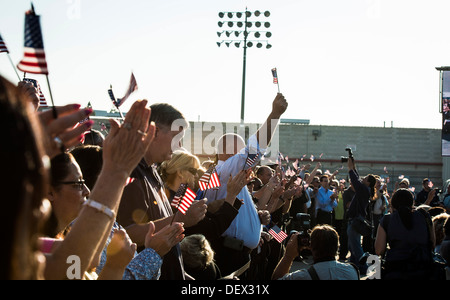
xmin=316 ymin=186 xmax=337 ymax=212
xmin=203 ymin=134 xmax=264 ymax=249
xmin=96 ymin=222 xmax=163 ymax=280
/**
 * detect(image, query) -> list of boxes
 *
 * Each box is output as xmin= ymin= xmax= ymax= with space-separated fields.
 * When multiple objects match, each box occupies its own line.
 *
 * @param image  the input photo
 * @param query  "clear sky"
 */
xmin=0 ymin=0 xmax=449 ymax=129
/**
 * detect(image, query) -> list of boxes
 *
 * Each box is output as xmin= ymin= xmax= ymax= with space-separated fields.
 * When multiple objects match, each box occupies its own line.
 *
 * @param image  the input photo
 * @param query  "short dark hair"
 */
xmin=310 ymin=225 xmax=339 ymax=259
xmin=70 ymin=145 xmax=103 ymax=190
xmin=319 ymin=175 xmax=329 ymax=182
xmin=149 ymin=103 xmax=187 ymax=129
xmin=50 ymin=152 xmax=75 ymax=188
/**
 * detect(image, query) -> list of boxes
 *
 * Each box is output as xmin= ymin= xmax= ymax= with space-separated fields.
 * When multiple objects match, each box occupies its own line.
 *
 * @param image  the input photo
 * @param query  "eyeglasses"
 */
xmin=57 ymin=179 xmax=86 ymax=191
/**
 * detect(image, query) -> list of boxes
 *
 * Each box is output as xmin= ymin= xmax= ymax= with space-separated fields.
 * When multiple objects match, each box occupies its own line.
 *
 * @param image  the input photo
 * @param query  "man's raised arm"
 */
xmin=256 ymin=93 xmax=288 ymax=149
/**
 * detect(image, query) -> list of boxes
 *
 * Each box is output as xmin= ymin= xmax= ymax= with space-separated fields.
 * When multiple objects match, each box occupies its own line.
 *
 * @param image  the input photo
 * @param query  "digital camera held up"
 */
xmin=288 ymin=213 xmax=312 ymax=256
xmin=341 ymin=147 xmax=354 ymax=163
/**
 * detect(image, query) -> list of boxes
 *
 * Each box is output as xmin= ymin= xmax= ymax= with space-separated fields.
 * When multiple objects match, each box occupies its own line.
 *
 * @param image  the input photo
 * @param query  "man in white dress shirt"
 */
xmin=204 ymin=93 xmax=288 ymax=277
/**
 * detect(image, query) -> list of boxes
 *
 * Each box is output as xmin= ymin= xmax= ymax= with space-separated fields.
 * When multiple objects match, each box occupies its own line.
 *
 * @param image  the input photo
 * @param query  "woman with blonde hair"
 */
xmin=180 ymin=234 xmax=221 ymax=280
xmin=159 ymin=150 xmax=205 ymax=205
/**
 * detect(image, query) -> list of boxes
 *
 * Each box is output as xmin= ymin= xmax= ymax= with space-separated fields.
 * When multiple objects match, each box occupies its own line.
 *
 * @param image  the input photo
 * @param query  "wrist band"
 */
xmin=83 ymin=199 xmax=115 ymax=220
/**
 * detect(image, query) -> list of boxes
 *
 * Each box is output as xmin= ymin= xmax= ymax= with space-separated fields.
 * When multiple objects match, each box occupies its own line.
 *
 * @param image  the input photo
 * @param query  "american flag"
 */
xmin=0 ymin=33 xmax=9 ymax=53
xmin=108 ymin=86 xmax=116 ymax=104
xmin=125 ymin=177 xmax=135 ymax=187
xmin=37 ymin=81 xmax=47 ymax=108
xmin=171 ymin=183 xmax=187 ymax=207
xmin=17 ymin=4 xmax=49 ymax=75
xmin=268 ymin=224 xmax=288 ymax=243
xmin=245 ymin=152 xmax=260 ymax=169
xmin=116 ymin=73 xmax=138 ymax=107
xmin=271 ymin=68 xmax=278 ymax=84
xmin=198 ymin=164 xmax=220 ymax=191
xmin=171 ymin=183 xmax=197 ymax=215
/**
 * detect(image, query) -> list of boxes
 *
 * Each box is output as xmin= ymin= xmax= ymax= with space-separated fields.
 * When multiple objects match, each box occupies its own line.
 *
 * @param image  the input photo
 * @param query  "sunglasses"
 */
xmin=58 ymin=179 xmax=86 ymax=191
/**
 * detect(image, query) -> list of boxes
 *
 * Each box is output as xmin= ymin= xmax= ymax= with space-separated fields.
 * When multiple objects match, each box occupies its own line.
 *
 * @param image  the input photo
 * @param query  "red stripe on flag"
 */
xmin=178 ymin=188 xmax=196 ymax=215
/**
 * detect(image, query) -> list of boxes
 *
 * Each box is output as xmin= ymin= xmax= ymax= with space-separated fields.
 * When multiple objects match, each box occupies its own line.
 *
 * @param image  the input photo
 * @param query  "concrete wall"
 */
xmin=90 ymin=114 xmax=446 ymax=193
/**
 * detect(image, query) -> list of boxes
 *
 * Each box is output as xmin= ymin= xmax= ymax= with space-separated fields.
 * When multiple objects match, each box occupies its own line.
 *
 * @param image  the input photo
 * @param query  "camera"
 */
xmin=288 ymin=213 xmax=311 ymax=256
xmin=435 ymin=188 xmax=442 ymax=195
xmin=341 ymin=147 xmax=354 ymax=163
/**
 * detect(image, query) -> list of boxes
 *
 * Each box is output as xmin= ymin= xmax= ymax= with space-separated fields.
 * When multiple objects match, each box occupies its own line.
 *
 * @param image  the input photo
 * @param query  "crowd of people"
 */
xmin=2 ymin=75 xmax=450 ymax=280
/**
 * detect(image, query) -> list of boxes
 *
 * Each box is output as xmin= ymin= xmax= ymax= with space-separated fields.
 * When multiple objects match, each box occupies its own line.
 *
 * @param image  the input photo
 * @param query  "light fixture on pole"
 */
xmin=216 ymin=8 xmax=272 ymax=125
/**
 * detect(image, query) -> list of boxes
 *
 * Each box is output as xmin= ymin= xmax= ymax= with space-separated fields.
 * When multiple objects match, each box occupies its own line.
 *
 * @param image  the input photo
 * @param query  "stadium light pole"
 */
xmin=217 ymin=8 xmax=272 ymax=125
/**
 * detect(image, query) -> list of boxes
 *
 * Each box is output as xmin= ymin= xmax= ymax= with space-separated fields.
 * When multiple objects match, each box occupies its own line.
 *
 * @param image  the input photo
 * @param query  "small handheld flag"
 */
xmin=107 ymin=85 xmax=124 ymax=120
xmin=271 ymin=68 xmax=280 ymax=93
xmin=37 ymin=81 xmax=47 ymax=108
xmin=17 ymin=4 xmax=49 ymax=75
xmin=198 ymin=164 xmax=221 ymax=191
xmin=116 ymin=73 xmax=138 ymax=107
xmin=171 ymin=183 xmax=197 ymax=215
xmin=244 ymin=152 xmax=260 ymax=170
xmin=171 ymin=183 xmax=188 ymax=208
xmin=268 ymin=224 xmax=288 ymax=243
xmin=0 ymin=33 xmax=22 ymax=81
xmin=17 ymin=3 xmax=56 ymax=117
xmin=0 ymin=33 xmax=9 ymax=53
xmin=178 ymin=188 xmax=196 ymax=215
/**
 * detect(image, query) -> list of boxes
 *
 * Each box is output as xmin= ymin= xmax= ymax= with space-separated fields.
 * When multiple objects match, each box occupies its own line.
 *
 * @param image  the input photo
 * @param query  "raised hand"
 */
xmin=144 ymin=221 xmax=185 ymax=257
xmin=38 ymin=104 xmax=93 ymax=158
xmin=103 ymin=100 xmax=155 ymax=175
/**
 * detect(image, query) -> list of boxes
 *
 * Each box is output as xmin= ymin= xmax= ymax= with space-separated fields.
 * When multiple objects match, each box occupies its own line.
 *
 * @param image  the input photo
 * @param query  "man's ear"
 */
xmin=47 ymin=187 xmax=55 ymax=202
xmin=153 ymin=126 xmax=160 ymax=138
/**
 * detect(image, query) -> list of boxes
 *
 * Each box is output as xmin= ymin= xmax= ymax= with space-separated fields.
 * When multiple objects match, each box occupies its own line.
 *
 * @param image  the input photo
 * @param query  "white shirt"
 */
xmin=204 ymin=134 xmax=264 ymax=249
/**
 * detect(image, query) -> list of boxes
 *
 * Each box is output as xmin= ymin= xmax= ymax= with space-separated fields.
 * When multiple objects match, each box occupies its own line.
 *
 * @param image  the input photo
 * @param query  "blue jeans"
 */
xmin=347 ymin=219 xmax=368 ymax=274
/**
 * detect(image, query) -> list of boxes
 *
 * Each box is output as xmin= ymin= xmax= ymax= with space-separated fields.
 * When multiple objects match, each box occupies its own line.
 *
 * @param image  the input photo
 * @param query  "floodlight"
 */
xmin=237 ymin=21 xmax=243 ymax=27
xmin=235 ymin=42 xmax=240 ymax=48
xmin=254 ymin=10 xmax=261 ymax=17
xmin=246 ymin=11 xmax=251 ymax=17
xmin=236 ymin=12 xmax=242 ymax=18
xmin=257 ymin=42 xmax=263 ymax=48
xmin=264 ymin=11 xmax=270 ymax=17
xmin=227 ymin=21 xmax=234 ymax=27
xmin=218 ymin=12 xmax=224 ymax=18
xmin=227 ymin=12 xmax=233 ymax=18
xmin=218 ymin=21 xmax=224 ymax=27
xmin=266 ymin=43 xmax=272 ymax=49
xmin=255 ymin=21 xmax=261 ymax=28
xmin=264 ymin=22 xmax=270 ymax=28
xmin=254 ymin=32 xmax=261 ymax=38
xmin=247 ymin=41 xmax=253 ymax=47
xmin=265 ymin=32 xmax=272 ymax=38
